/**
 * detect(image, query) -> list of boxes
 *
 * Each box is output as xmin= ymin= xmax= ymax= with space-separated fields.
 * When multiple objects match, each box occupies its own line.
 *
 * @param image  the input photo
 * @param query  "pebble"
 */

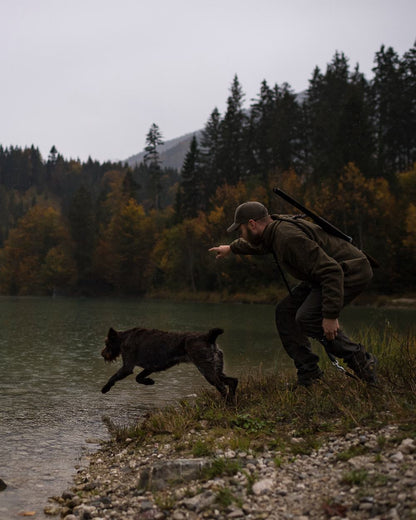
xmin=46 ymin=424 xmax=416 ymax=520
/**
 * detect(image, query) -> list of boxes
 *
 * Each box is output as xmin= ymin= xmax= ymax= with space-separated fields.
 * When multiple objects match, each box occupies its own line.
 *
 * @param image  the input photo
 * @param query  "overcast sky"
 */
xmin=1 ymin=0 xmax=415 ymax=163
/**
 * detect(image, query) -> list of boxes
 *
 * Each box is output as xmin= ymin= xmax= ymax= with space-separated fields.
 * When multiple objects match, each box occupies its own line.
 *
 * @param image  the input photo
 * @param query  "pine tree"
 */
xmin=304 ymin=52 xmax=374 ymax=183
xmin=270 ymin=82 xmax=304 ymax=173
xmin=247 ymin=80 xmax=275 ymax=182
xmin=372 ymin=45 xmax=403 ymax=179
xmin=217 ymin=75 xmax=248 ymax=185
xmin=143 ymin=123 xmax=164 ymax=209
xmin=175 ymin=135 xmax=202 ymax=221
xmin=400 ymin=42 xmax=416 ymax=170
xmin=199 ymin=107 xmax=222 ymax=202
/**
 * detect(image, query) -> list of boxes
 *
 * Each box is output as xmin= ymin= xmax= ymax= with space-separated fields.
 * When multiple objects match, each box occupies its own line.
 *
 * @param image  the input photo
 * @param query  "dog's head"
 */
xmin=101 ymin=327 xmax=122 ymax=362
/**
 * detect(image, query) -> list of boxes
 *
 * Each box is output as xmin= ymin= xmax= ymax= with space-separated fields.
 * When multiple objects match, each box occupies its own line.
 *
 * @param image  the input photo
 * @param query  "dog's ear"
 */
xmin=107 ymin=327 xmax=119 ymax=341
xmin=207 ymin=328 xmax=224 ymax=343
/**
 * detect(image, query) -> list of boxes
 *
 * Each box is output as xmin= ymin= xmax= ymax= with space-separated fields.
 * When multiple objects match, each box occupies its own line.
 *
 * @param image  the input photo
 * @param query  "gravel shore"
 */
xmin=46 ymin=423 xmax=416 ymax=520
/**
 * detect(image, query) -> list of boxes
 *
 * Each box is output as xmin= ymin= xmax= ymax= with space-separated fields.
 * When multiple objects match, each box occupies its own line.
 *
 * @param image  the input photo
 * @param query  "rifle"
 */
xmin=273 ymin=187 xmax=379 ymax=268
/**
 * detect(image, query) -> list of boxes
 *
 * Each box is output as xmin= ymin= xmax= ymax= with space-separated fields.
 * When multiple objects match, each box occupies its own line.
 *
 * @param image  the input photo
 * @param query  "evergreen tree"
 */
xmin=247 ymin=80 xmax=275 ymax=182
xmin=199 ymin=107 xmax=222 ymax=203
xmin=400 ymin=42 xmax=416 ymax=170
xmin=217 ymin=75 xmax=248 ymax=185
xmin=304 ymin=52 xmax=374 ymax=183
xmin=48 ymin=145 xmax=58 ymax=166
xmin=175 ymin=136 xmax=202 ymax=221
xmin=270 ymin=82 xmax=304 ymax=173
xmin=371 ymin=44 xmax=416 ymax=179
xmin=144 ymin=123 xmax=164 ymax=209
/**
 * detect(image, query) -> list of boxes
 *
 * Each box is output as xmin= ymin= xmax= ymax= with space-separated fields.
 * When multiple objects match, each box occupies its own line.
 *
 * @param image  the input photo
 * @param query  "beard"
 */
xmin=246 ymin=228 xmax=263 ymax=246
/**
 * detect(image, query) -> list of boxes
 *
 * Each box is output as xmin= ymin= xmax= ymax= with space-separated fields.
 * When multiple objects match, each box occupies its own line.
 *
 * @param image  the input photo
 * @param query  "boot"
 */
xmin=345 ymin=347 xmax=378 ymax=384
xmin=296 ymin=366 xmax=324 ymax=387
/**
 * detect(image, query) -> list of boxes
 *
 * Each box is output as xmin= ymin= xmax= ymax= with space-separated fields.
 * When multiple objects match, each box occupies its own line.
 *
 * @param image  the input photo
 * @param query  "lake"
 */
xmin=0 ymin=296 xmax=415 ymax=518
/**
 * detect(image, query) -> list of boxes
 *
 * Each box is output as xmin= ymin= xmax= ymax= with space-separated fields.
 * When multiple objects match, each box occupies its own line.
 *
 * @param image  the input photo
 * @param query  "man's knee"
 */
xmin=295 ymin=306 xmax=323 ymax=338
xmin=295 ymin=307 xmax=312 ymax=329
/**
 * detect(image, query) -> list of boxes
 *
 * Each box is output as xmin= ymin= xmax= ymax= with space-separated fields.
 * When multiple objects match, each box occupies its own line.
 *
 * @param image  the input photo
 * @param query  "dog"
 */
xmin=101 ymin=326 xmax=238 ymax=403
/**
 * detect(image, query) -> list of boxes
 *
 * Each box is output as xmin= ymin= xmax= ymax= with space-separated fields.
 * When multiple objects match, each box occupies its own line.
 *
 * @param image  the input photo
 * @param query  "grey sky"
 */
xmin=1 ymin=0 xmax=415 ymax=163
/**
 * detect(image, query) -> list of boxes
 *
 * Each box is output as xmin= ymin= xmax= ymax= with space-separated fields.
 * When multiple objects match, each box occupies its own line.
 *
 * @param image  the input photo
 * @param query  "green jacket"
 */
xmin=230 ymin=216 xmax=373 ymax=319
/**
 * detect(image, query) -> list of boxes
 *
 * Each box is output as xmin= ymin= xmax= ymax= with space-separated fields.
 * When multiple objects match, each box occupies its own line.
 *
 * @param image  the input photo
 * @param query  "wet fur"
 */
xmin=101 ymin=327 xmax=238 ymax=403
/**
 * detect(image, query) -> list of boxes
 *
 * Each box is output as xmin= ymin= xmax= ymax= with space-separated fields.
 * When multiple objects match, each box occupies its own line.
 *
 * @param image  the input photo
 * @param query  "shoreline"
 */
xmin=44 ymin=362 xmax=416 ymax=520
xmin=47 ymin=421 xmax=416 ymax=520
xmin=1 ymin=291 xmax=416 ymax=310
xmin=144 ymin=291 xmax=416 ymax=309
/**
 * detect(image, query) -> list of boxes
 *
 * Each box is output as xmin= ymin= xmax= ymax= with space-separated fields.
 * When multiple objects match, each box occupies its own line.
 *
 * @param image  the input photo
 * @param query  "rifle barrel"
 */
xmin=273 ymin=187 xmax=353 ymax=243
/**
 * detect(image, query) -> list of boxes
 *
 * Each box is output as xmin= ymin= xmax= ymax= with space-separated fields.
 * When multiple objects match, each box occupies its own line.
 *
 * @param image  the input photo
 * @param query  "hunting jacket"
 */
xmin=230 ymin=215 xmax=373 ymax=319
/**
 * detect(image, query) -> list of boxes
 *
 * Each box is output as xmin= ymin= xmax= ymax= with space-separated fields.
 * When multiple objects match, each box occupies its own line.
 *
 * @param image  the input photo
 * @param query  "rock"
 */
xmin=182 ymin=491 xmax=215 ymax=512
xmin=44 ymin=504 xmax=62 ymax=515
xmin=390 ymin=451 xmax=404 ymax=463
xmin=72 ymin=504 xmax=97 ymax=519
xmin=227 ymin=507 xmax=245 ymax=518
xmin=172 ymin=512 xmax=186 ymax=520
xmin=252 ymin=478 xmax=275 ymax=495
xmin=139 ymin=458 xmax=211 ymax=491
xmin=399 ymin=438 xmax=416 ymax=454
xmin=348 ymin=455 xmax=371 ymax=469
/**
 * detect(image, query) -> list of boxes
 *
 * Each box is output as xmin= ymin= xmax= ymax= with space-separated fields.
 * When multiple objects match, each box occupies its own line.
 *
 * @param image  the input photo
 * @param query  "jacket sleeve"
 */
xmin=282 ymin=235 xmax=344 ymax=319
xmin=230 ymin=238 xmax=268 ymax=255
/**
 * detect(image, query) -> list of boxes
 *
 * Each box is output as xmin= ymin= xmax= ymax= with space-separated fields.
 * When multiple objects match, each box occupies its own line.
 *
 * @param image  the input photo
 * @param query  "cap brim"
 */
xmin=227 ymin=222 xmax=240 ymax=233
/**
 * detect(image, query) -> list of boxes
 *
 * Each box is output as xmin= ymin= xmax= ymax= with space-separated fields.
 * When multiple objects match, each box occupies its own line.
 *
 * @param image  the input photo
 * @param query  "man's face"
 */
xmin=240 ymin=221 xmax=262 ymax=246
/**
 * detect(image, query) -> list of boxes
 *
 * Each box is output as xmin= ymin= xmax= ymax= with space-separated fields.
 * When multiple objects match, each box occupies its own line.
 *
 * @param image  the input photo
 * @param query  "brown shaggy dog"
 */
xmin=101 ymin=327 xmax=238 ymax=403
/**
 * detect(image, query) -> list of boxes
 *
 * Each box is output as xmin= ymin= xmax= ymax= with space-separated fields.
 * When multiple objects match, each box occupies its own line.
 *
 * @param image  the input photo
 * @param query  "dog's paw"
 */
xmin=101 ymin=385 xmax=111 ymax=394
xmin=142 ymin=377 xmax=155 ymax=385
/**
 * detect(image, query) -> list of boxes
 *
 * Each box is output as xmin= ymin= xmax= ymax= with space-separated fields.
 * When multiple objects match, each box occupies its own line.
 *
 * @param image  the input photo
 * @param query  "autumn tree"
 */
xmin=94 ymin=199 xmax=154 ymax=294
xmin=67 ymin=185 xmax=96 ymax=284
xmin=0 ymin=205 xmax=75 ymax=295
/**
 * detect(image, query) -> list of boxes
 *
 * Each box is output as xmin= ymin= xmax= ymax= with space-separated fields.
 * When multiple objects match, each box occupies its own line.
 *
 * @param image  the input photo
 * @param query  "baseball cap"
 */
xmin=227 ymin=201 xmax=269 ymax=233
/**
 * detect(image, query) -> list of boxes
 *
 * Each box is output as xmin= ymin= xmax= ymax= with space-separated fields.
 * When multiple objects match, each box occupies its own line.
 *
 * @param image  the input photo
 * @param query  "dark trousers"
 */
xmin=275 ymin=282 xmax=366 ymax=376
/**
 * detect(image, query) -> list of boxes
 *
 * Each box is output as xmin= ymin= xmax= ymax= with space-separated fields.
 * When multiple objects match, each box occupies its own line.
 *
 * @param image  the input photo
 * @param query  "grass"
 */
xmin=340 ymin=469 xmax=369 ymax=486
xmin=103 ymin=329 xmax=416 ymax=475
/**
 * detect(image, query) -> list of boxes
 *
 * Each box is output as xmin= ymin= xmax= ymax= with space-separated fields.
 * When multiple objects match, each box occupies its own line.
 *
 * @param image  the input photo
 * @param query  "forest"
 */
xmin=0 ymin=44 xmax=415 ymax=300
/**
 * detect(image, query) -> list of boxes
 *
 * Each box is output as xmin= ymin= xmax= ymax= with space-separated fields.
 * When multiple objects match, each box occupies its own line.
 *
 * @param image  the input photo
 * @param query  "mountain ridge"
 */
xmin=125 ymin=91 xmax=307 ymax=171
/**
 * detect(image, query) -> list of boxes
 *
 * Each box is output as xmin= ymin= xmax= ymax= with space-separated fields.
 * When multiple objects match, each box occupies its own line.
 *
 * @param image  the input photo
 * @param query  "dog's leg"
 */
xmin=220 ymin=374 xmax=238 ymax=404
xmin=101 ymin=366 xmax=133 ymax=393
xmin=135 ymin=369 xmax=155 ymax=385
xmin=214 ymin=349 xmax=238 ymax=404
xmin=186 ymin=345 xmax=229 ymax=399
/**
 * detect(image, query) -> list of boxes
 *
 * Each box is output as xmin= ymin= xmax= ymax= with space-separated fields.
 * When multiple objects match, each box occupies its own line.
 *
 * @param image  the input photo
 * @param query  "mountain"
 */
xmin=125 ymin=91 xmax=307 ymax=171
xmin=125 ymin=130 xmax=203 ymax=171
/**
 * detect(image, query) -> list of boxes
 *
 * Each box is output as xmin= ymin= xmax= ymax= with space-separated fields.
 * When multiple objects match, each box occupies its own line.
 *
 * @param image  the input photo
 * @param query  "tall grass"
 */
xmin=105 ymin=329 xmax=416 ymax=453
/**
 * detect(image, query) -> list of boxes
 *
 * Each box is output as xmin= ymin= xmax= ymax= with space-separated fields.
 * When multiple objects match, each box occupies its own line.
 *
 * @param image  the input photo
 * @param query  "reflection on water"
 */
xmin=0 ymin=296 xmax=414 ymax=518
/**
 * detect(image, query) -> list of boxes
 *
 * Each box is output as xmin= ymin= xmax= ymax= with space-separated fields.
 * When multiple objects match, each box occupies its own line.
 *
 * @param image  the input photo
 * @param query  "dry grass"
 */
xmin=105 ymin=330 xmax=416 ymax=454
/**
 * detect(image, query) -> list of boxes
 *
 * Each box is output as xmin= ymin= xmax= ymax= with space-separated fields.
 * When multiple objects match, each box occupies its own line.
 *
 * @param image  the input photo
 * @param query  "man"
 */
xmin=209 ymin=201 xmax=377 ymax=387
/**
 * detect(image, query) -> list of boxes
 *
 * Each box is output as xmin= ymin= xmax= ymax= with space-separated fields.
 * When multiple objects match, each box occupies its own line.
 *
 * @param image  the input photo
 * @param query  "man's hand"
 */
xmin=209 ymin=245 xmax=231 ymax=259
xmin=322 ymin=318 xmax=340 ymax=341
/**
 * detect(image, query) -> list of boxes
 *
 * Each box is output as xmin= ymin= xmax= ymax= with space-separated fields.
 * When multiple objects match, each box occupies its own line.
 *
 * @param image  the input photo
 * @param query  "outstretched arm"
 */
xmin=209 ymin=245 xmax=232 ymax=259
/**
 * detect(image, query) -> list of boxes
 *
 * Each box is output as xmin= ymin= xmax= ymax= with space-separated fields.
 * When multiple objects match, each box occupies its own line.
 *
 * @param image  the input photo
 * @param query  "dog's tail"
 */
xmin=207 ymin=328 xmax=224 ymax=343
